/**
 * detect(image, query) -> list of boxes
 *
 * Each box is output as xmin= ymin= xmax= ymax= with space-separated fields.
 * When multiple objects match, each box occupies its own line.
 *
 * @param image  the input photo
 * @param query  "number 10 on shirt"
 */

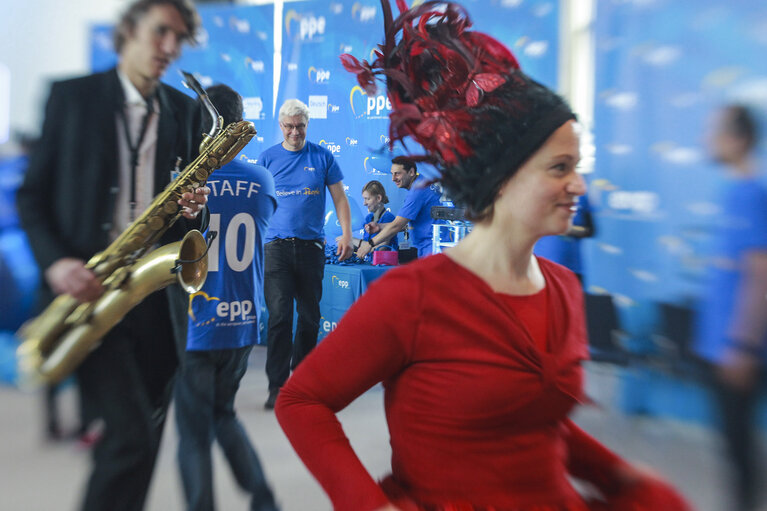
xmin=208 ymin=213 xmax=258 ymax=272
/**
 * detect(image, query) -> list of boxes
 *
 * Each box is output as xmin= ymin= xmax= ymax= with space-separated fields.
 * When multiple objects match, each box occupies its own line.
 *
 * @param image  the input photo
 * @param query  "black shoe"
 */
xmin=264 ymin=389 xmax=279 ymax=410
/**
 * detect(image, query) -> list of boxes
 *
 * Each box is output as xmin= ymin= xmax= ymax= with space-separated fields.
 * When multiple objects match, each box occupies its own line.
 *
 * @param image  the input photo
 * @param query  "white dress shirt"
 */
xmin=110 ymin=70 xmax=160 ymax=241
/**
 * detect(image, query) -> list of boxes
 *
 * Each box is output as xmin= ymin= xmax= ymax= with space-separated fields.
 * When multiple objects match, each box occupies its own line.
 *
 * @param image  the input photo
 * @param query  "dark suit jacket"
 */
xmin=17 ymin=68 xmax=206 ymax=357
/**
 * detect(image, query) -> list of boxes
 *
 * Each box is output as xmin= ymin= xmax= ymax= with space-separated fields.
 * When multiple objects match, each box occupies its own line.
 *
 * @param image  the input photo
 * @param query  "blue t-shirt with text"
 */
xmin=186 ymin=159 xmax=277 ymax=351
xmin=258 ymin=141 xmax=343 ymax=242
xmin=399 ymin=175 xmax=442 ymax=257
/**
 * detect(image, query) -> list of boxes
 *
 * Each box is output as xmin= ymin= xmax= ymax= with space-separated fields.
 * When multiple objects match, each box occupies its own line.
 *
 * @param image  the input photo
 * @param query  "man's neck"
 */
xmin=118 ymin=62 xmax=158 ymax=99
xmin=282 ymin=141 xmax=306 ymax=152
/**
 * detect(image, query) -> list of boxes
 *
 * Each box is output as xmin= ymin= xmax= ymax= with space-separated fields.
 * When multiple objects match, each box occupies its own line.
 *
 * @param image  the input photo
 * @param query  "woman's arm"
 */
xmin=276 ymin=270 xmax=421 ymax=511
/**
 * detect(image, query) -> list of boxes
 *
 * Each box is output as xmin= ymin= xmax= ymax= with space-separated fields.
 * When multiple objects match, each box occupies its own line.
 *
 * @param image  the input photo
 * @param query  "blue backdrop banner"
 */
xmin=590 ymin=0 xmax=767 ymax=308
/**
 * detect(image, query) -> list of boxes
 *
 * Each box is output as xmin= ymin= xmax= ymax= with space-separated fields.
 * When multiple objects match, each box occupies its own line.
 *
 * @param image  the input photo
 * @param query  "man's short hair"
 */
xmin=113 ymin=0 xmax=200 ymax=54
xmin=278 ymin=99 xmax=310 ymax=123
xmin=203 ymin=84 xmax=243 ymax=127
xmin=725 ymin=104 xmax=759 ymax=152
xmin=391 ymin=156 xmax=417 ymax=174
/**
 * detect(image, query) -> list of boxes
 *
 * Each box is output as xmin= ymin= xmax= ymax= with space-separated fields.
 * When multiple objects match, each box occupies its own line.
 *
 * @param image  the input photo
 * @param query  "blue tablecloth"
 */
xmin=318 ymin=263 xmax=392 ymax=340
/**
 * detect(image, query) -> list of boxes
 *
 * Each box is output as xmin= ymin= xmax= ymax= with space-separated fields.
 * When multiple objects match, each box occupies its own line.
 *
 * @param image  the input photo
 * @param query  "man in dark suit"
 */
xmin=16 ymin=1 xmax=208 ymax=510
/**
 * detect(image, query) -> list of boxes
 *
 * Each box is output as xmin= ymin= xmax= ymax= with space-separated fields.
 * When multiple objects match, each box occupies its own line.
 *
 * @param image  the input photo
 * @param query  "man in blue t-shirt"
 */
xmin=694 ymin=105 xmax=767 ymax=511
xmin=357 ymin=156 xmax=442 ymax=259
xmin=175 ymin=85 xmax=278 ymax=511
xmin=258 ymin=99 xmax=353 ymax=409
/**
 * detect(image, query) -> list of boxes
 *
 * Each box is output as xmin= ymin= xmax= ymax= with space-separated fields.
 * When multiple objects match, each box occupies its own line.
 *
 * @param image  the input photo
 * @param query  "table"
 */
xmin=318 ymin=263 xmax=392 ymax=340
xmin=256 ymin=263 xmax=393 ymax=344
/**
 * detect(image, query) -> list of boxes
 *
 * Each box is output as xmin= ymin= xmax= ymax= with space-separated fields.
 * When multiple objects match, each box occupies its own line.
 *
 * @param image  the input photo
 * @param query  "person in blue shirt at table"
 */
xmin=357 ymin=156 xmax=441 ymax=259
xmin=694 ymin=104 xmax=767 ymax=511
xmin=175 ymin=84 xmax=278 ymax=511
xmin=357 ymin=180 xmax=398 ymax=252
xmin=534 ymin=193 xmax=594 ymax=282
xmin=258 ymin=98 xmax=353 ymax=410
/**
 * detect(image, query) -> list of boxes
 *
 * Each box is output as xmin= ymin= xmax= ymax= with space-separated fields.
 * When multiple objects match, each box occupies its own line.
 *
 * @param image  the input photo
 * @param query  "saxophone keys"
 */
xmin=163 ymin=201 xmax=179 ymax=214
xmin=148 ymin=216 xmax=165 ymax=231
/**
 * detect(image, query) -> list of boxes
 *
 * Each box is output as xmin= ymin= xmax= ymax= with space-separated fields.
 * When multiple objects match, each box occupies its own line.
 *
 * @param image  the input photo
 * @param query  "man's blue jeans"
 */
xmin=263 ymin=238 xmax=325 ymax=390
xmin=175 ymin=346 xmax=277 ymax=511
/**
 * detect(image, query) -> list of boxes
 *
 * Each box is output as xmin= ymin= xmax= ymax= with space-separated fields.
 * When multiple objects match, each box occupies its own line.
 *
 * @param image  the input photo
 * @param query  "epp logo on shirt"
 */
xmin=216 ymin=300 xmax=255 ymax=322
xmin=304 ymin=166 xmax=316 ymax=172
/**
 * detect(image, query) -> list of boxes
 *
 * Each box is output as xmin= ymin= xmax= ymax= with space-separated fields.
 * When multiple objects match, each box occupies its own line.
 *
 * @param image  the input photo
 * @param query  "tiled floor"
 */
xmin=0 ymin=348 xmax=752 ymax=510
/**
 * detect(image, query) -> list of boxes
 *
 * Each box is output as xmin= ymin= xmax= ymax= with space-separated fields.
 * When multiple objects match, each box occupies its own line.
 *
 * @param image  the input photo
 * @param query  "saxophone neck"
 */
xmin=179 ymin=70 xmax=223 ymax=152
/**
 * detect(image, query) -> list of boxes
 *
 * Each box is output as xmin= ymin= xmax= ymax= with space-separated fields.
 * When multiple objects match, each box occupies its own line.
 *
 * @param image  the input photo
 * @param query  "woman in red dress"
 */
xmin=276 ymin=2 xmax=692 ymax=510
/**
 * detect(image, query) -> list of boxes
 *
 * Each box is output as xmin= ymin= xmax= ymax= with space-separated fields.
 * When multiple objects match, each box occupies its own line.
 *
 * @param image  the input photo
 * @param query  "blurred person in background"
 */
xmin=694 ymin=104 xmax=767 ymax=511
xmin=175 ymin=84 xmax=278 ymax=511
xmin=357 ymin=179 xmax=398 ymax=252
xmin=276 ymin=2 xmax=691 ymax=510
xmin=15 ymin=1 xmax=208 ymax=509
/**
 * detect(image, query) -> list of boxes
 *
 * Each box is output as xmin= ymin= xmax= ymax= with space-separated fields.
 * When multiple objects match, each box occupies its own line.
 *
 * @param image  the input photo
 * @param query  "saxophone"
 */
xmin=16 ymin=72 xmax=257 ymax=387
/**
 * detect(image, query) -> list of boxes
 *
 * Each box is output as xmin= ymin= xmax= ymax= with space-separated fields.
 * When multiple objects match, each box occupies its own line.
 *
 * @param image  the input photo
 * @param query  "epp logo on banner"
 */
xmin=245 ymin=57 xmax=265 ymax=73
xmin=321 ymin=316 xmax=338 ymax=333
xmin=319 ymin=139 xmax=341 ymax=156
xmin=345 ymin=137 xmax=358 ymax=146
xmin=308 ymin=95 xmax=328 ymax=119
xmin=363 ymin=157 xmax=388 ymax=176
xmin=350 ymin=86 xmax=392 ymax=119
xmin=352 ymin=3 xmax=377 ymax=22
xmin=239 ymin=154 xmax=259 ymax=165
xmin=285 ymin=9 xmax=326 ymax=41
xmin=328 ymin=103 xmax=340 ymax=113
xmin=331 ymin=276 xmax=350 ymax=289
xmin=243 ymin=97 xmax=264 ymax=120
xmin=308 ymin=66 xmax=331 ymax=83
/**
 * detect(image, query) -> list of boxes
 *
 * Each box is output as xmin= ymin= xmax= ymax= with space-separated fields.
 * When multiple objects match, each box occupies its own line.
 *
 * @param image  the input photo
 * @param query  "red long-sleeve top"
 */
xmin=276 ymin=254 xmax=626 ymax=511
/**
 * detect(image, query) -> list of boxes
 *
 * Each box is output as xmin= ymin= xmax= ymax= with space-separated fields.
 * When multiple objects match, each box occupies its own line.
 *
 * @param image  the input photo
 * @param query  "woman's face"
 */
xmin=362 ymin=190 xmax=382 ymax=212
xmin=493 ymin=120 xmax=585 ymax=238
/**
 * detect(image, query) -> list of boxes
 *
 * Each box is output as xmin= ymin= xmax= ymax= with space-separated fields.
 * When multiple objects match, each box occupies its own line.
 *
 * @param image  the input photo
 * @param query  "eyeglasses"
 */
xmin=281 ymin=123 xmax=307 ymax=132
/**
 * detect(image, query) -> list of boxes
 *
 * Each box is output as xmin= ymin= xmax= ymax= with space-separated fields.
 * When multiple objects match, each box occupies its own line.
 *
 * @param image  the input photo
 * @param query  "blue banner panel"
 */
xmin=591 ymin=0 xmax=767 ymax=306
xmin=277 ymin=0 xmax=560 ymax=240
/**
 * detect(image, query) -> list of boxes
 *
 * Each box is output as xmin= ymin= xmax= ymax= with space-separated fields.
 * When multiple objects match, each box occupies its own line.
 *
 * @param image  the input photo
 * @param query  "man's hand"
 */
xmin=178 ymin=186 xmax=210 ymax=219
xmin=718 ymin=348 xmax=761 ymax=391
xmin=364 ymin=222 xmax=381 ymax=235
xmin=335 ymin=234 xmax=354 ymax=261
xmin=45 ymin=258 xmax=104 ymax=303
xmin=356 ymin=240 xmax=373 ymax=259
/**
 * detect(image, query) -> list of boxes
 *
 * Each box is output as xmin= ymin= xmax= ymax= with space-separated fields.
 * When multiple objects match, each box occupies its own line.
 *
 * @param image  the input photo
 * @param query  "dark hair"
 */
xmin=113 ymin=0 xmax=200 ymax=53
xmin=391 ymin=156 xmax=417 ymax=174
xmin=725 ymin=105 xmax=758 ymax=152
xmin=203 ymin=84 xmax=244 ymax=126
xmin=362 ymin=180 xmax=389 ymax=204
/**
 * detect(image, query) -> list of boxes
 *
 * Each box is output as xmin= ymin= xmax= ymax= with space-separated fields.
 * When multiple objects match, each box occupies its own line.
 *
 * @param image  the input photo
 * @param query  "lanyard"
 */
xmin=118 ymin=96 xmax=155 ymax=220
